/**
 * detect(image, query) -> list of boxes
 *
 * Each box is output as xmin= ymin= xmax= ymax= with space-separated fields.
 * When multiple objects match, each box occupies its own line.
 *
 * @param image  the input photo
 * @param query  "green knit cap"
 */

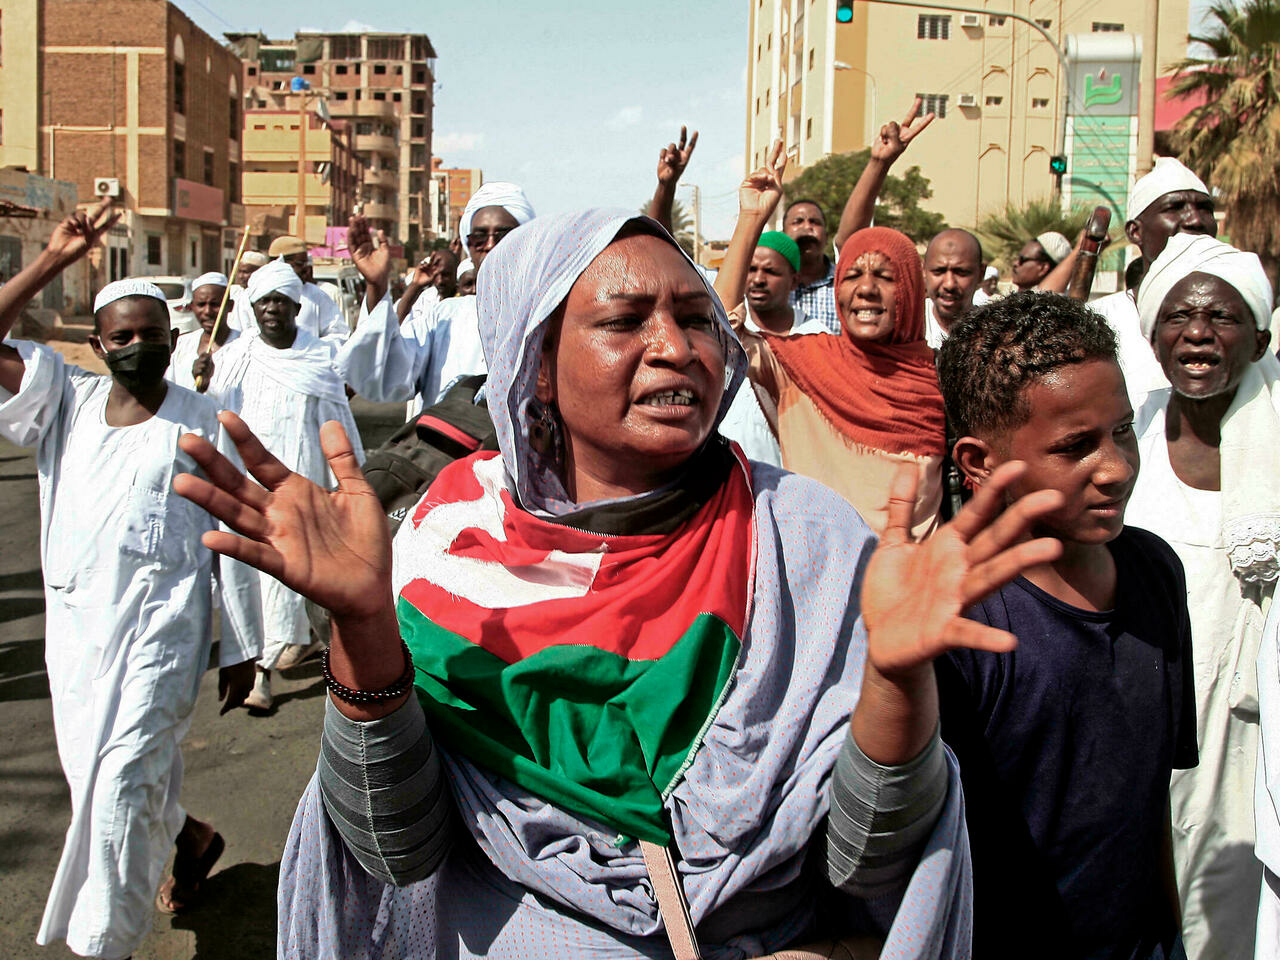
xmin=757 ymin=231 xmax=801 ymax=273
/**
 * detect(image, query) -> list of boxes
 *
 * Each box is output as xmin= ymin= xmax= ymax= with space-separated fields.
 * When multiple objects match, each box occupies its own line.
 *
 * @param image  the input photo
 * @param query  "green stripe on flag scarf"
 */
xmin=399 ymin=597 xmax=741 ymax=844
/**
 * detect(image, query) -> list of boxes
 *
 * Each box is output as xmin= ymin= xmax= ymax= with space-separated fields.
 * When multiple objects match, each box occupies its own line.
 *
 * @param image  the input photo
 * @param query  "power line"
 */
xmin=181 ymin=0 xmax=236 ymax=31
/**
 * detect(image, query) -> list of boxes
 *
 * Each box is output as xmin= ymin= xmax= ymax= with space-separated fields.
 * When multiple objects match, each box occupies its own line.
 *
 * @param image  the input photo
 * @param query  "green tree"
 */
xmin=640 ymin=199 xmax=696 ymax=258
xmin=1168 ymin=0 xmax=1280 ymax=279
xmin=975 ymin=198 xmax=1091 ymax=271
xmin=780 ymin=148 xmax=946 ymax=244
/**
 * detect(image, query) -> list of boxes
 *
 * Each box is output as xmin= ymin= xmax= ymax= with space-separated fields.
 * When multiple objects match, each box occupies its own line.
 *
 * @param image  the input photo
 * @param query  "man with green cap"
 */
xmin=720 ymin=230 xmax=829 ymax=465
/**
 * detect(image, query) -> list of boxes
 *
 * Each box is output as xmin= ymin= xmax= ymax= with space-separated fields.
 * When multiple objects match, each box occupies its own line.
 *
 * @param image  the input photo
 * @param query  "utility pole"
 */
xmin=688 ymin=183 xmax=702 ymax=265
xmin=1136 ymin=0 xmax=1158 ymax=176
xmin=296 ymin=94 xmax=307 ymax=241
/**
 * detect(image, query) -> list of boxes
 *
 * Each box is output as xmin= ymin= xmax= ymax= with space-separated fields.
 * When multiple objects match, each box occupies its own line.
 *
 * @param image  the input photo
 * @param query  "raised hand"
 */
xmin=409 ymin=256 xmax=433 ymax=289
xmin=657 ymin=126 xmax=699 ymax=185
xmin=862 ymin=461 xmax=1064 ymax=677
xmin=348 ymin=214 xmax=391 ymax=307
xmin=737 ymin=140 xmax=787 ymax=220
xmin=45 ymin=197 xmax=121 ymax=268
xmin=172 ymin=412 xmax=392 ymax=621
xmin=869 ymin=97 xmax=935 ymax=164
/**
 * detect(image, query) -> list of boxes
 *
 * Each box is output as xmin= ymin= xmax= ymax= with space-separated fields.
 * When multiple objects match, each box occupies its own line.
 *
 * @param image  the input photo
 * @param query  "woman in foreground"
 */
xmin=175 ymin=208 xmax=1062 ymax=959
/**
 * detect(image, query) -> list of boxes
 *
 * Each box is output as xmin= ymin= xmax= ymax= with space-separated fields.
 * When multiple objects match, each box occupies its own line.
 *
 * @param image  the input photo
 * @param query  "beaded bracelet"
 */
xmin=322 ymin=640 xmax=415 ymax=705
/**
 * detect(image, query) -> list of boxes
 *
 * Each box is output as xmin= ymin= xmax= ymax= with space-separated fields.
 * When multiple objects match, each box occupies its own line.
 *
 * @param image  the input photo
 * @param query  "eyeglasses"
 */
xmin=1014 ymin=255 xmax=1050 ymax=266
xmin=467 ymin=228 xmax=514 ymax=249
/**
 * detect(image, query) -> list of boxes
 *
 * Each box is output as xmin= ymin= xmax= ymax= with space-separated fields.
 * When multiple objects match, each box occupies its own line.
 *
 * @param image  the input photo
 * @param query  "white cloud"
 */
xmin=434 ymin=131 xmax=484 ymax=154
xmin=607 ymin=105 xmax=644 ymax=130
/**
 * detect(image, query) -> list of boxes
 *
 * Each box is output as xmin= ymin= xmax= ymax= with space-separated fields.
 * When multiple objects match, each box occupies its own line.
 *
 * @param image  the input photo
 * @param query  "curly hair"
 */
xmin=937 ymin=290 xmax=1119 ymax=440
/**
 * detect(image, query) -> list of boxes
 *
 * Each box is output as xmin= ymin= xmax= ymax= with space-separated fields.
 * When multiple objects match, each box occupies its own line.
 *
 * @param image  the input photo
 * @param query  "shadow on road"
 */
xmin=169 ymin=860 xmax=280 ymax=959
xmin=0 ymin=569 xmax=43 ymax=592
xmin=0 ymin=637 xmax=50 ymax=702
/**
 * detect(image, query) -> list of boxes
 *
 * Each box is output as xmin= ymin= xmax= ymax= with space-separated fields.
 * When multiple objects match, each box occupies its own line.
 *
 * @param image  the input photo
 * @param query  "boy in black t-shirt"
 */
xmin=936 ymin=291 xmax=1197 ymax=960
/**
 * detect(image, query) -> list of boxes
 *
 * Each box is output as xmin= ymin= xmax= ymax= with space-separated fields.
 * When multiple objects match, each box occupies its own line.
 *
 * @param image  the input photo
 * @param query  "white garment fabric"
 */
xmin=337 ymin=291 xmax=485 ymax=419
xmin=1258 ymin=603 xmax=1280 ymax=960
xmin=1128 ymin=395 xmax=1270 ymax=960
xmin=719 ymin=306 xmax=826 ymax=467
xmin=458 ymin=182 xmax=536 ymax=242
xmin=166 ymin=328 xmax=240 ymax=392
xmin=1087 ymin=291 xmax=1169 ymax=410
xmin=1127 ymin=157 xmax=1211 ymax=222
xmin=0 ymin=342 xmax=260 ymax=960
xmin=1259 ymin=868 xmax=1280 ymax=960
xmin=207 ymin=328 xmax=364 ymax=669
xmin=923 ymin=298 xmax=947 ymax=349
xmin=229 ymin=281 xmax=349 ymax=345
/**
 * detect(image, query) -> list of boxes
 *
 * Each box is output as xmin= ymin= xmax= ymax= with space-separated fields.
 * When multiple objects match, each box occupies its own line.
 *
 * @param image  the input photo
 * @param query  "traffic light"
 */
xmin=1049 ymin=154 xmax=1067 ymax=176
xmin=836 ymin=0 xmax=854 ymax=23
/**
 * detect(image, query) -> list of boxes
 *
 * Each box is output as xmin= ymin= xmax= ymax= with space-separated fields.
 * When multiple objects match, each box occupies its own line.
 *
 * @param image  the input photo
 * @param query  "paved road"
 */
xmin=0 ymin=390 xmax=408 ymax=960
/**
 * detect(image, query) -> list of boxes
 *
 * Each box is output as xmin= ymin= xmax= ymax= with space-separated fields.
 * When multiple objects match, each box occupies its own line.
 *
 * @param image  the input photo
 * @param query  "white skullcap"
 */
xmin=1035 ymin=231 xmax=1072 ymax=265
xmin=192 ymin=272 xmax=229 ymax=292
xmin=984 ymin=265 xmax=999 ymax=281
xmin=457 ymin=257 xmax=475 ymax=279
xmin=240 ymin=251 xmax=270 ymax=268
xmin=459 ymin=182 xmax=536 ymax=245
xmin=93 ymin=278 xmax=168 ymax=315
xmin=1126 ymin=157 xmax=1211 ymax=223
xmin=246 ymin=259 xmax=304 ymax=304
xmin=1137 ymin=233 xmax=1274 ymax=341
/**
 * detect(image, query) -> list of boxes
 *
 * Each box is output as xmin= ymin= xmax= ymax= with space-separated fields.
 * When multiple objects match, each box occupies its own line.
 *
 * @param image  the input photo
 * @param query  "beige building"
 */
xmin=745 ymin=0 xmax=1192 ymax=230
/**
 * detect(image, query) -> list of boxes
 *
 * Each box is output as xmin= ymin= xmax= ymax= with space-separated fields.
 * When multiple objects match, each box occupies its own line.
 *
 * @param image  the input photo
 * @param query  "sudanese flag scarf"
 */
xmin=764 ymin=226 xmax=946 ymax=457
xmin=393 ymin=438 xmax=756 ymax=846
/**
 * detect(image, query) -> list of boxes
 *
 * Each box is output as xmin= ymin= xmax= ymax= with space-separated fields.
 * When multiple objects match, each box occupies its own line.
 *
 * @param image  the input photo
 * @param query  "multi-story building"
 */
xmin=0 ymin=0 xmax=246 ymax=282
xmin=430 ymin=157 xmax=483 ymax=240
xmin=228 ymin=29 xmax=435 ymax=251
xmin=241 ymin=103 xmax=364 ymax=246
xmin=746 ymin=0 xmax=1193 ymax=232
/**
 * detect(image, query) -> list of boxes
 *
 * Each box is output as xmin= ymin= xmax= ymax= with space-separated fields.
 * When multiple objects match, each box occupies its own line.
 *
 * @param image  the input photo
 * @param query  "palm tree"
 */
xmin=1168 ymin=0 xmax=1280 ymax=279
xmin=639 ymin=199 xmax=697 ymax=259
xmin=974 ymin=198 xmax=1091 ymax=272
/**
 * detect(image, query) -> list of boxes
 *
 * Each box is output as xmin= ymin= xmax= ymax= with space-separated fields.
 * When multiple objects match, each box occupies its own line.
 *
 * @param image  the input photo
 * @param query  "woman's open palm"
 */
xmin=173 ymin=412 xmax=392 ymax=620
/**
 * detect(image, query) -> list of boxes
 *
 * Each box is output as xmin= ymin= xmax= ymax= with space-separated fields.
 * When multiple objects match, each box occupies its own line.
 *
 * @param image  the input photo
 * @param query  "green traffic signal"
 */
xmin=1049 ymin=155 xmax=1067 ymax=176
xmin=836 ymin=0 xmax=854 ymax=23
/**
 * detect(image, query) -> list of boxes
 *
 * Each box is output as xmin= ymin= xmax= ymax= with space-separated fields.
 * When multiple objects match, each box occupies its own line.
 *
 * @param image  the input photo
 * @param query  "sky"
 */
xmin=172 ymin=0 xmax=751 ymax=238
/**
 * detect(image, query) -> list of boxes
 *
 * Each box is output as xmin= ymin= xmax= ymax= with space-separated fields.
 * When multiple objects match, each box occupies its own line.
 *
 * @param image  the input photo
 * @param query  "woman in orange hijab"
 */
xmin=719 ymin=159 xmax=946 ymax=536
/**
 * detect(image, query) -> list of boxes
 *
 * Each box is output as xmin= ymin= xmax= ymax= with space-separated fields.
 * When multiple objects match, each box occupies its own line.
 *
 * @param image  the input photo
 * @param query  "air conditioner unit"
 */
xmin=93 ymin=177 xmax=120 ymax=198
xmin=957 ymin=93 xmax=978 ymax=107
xmin=960 ymin=13 xmax=982 ymax=27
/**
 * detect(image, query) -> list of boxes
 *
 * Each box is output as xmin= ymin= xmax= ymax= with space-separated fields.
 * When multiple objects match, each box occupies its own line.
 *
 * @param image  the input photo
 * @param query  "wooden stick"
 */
xmin=196 ymin=223 xmax=252 ymax=392
xmin=1066 ymin=206 xmax=1112 ymax=302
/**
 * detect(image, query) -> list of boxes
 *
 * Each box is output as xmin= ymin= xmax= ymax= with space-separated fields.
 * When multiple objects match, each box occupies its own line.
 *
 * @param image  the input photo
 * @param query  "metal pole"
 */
xmin=1135 ymin=0 xmax=1158 ymax=176
xmin=856 ymin=0 xmax=1071 ymax=182
xmin=296 ymin=94 xmax=307 ymax=241
xmin=691 ymin=184 xmax=702 ymax=265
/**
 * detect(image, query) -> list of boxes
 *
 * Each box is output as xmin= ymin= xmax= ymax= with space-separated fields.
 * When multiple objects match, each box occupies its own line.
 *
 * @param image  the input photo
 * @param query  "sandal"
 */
xmin=155 ymin=831 xmax=225 ymax=914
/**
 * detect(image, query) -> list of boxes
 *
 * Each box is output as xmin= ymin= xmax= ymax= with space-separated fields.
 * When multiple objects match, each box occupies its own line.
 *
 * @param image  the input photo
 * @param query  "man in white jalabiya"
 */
xmin=200 ymin=260 xmax=364 ymax=710
xmin=1090 ymin=157 xmax=1218 ymax=410
xmin=337 ymin=181 xmax=535 ymax=417
xmin=167 ymin=271 xmax=239 ymax=391
xmin=0 ymin=202 xmax=261 ymax=959
xmin=1126 ymin=233 xmax=1277 ymax=960
xmin=227 ymin=235 xmax=349 ymax=344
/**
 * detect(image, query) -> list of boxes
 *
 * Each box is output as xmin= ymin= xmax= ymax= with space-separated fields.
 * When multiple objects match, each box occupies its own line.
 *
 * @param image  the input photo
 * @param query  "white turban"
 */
xmin=1035 ymin=231 xmax=1072 ymax=265
xmin=240 ymin=251 xmax=270 ymax=268
xmin=93 ymin=278 xmax=168 ymax=315
xmin=458 ymin=182 xmax=536 ymax=245
xmin=1137 ymin=233 xmax=1274 ymax=341
xmin=192 ymin=272 xmax=229 ymax=293
xmin=1126 ymin=157 xmax=1210 ymax=223
xmin=984 ymin=265 xmax=999 ymax=281
xmin=457 ymin=257 xmax=475 ymax=279
xmin=246 ymin=259 xmax=304 ymax=304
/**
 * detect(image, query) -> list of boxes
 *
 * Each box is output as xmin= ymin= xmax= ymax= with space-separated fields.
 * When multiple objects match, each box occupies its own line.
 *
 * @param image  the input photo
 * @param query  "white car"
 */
xmin=147 ymin=276 xmax=201 ymax=334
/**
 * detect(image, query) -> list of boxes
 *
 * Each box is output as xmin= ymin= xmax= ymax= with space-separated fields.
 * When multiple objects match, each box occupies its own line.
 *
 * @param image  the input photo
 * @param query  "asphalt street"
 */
xmin=0 ymin=386 xmax=407 ymax=960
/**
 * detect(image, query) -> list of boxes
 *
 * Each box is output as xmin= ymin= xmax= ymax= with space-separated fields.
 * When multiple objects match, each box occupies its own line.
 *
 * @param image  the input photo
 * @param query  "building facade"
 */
xmin=745 ymin=0 xmax=1192 ymax=232
xmin=0 ymin=0 xmax=247 ymax=282
xmin=430 ymin=157 xmax=482 ymax=241
xmin=0 ymin=168 xmax=91 ymax=314
xmin=228 ymin=29 xmax=435 ymax=251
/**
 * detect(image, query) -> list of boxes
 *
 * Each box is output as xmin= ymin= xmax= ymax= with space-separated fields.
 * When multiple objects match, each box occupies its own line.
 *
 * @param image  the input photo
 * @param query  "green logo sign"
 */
xmin=1084 ymin=73 xmax=1123 ymax=109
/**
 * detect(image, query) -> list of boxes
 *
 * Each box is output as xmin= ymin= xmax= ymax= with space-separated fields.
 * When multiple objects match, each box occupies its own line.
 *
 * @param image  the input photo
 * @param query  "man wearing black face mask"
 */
xmin=0 ymin=202 xmax=262 ymax=957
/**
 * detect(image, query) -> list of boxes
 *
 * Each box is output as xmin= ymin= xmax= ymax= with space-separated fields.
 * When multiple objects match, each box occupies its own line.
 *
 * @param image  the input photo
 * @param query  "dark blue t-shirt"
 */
xmin=936 ymin=525 xmax=1198 ymax=960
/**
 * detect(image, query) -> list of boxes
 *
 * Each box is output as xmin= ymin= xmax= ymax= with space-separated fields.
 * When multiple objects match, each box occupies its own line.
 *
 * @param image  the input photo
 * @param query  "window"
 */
xmin=335 ymin=91 xmax=348 ymax=100
xmin=303 ymin=64 xmax=315 ymax=74
xmin=335 ymin=64 xmax=347 ymax=75
xmin=988 ymin=15 xmax=1006 ymax=26
xmin=1032 ymin=97 xmax=1050 ymax=109
xmin=147 ymin=235 xmax=162 ymax=266
xmin=393 ymin=92 xmax=401 ymax=101
xmin=413 ymin=68 xmax=426 ymax=84
xmin=985 ymin=95 xmax=1003 ymax=106
xmin=229 ymin=162 xmax=239 ymax=203
xmin=757 ymin=43 xmax=761 ymax=61
xmin=173 ymin=140 xmax=185 ymax=177
xmin=373 ymin=91 xmax=386 ymax=100
xmin=367 ymin=38 xmax=403 ymax=59
xmin=766 ymin=89 xmax=770 ymax=106
xmin=806 ymin=117 xmax=813 ymax=139
xmin=755 ymin=96 xmax=760 ymax=114
xmin=229 ymin=98 xmax=238 ymax=139
xmin=1092 ymin=22 xmax=1124 ymax=32
xmin=808 ymin=49 xmax=814 ymax=70
xmin=0 ymin=110 xmax=4 ymax=145
xmin=767 ymin=33 xmax=771 ymax=50
xmin=916 ymin=92 xmax=948 ymax=118
xmin=1034 ymin=18 xmax=1051 ymax=29
xmin=247 ymin=65 xmax=256 ymax=76
xmin=917 ymin=15 xmax=950 ymax=39
xmin=330 ymin=35 xmax=360 ymax=60
xmin=173 ymin=61 xmax=185 ymax=115
xmin=258 ymin=49 xmax=295 ymax=72
xmin=203 ymin=149 xmax=214 ymax=186
xmin=374 ymin=64 xmax=387 ymax=75
xmin=0 ymin=11 xmax=4 ymax=67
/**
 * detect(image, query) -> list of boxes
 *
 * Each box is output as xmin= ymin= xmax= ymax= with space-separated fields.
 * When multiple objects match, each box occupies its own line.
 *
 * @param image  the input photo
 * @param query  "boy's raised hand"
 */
xmin=862 ymin=461 xmax=1064 ymax=676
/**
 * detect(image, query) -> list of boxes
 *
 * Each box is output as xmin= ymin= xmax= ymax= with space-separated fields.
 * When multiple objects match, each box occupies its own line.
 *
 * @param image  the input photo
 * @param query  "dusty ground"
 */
xmin=0 ymin=345 xmax=406 ymax=959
